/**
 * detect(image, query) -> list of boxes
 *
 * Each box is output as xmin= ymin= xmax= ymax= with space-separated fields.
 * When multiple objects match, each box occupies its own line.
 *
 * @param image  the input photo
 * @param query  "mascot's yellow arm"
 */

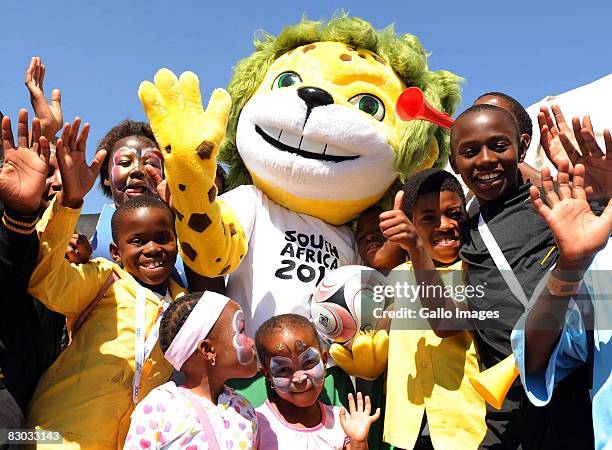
xmin=330 ymin=330 xmax=389 ymax=380
xmin=138 ymin=69 xmax=247 ymax=277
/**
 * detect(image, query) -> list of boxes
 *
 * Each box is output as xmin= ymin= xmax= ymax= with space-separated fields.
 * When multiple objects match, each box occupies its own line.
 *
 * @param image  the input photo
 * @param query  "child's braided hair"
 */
xmin=159 ymin=292 xmax=203 ymax=354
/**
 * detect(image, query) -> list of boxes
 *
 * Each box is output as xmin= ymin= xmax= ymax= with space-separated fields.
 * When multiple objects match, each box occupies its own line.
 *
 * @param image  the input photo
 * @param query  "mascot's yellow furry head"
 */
xmin=221 ymin=15 xmax=462 ymax=225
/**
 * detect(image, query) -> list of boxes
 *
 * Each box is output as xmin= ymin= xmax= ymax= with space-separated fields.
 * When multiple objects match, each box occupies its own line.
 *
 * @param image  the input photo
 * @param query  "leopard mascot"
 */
xmin=139 ymin=14 xmax=460 ymax=409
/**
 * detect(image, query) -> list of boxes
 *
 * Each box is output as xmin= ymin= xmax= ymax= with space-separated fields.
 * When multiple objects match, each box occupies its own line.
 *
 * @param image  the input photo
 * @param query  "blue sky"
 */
xmin=2 ymin=0 xmax=610 ymax=212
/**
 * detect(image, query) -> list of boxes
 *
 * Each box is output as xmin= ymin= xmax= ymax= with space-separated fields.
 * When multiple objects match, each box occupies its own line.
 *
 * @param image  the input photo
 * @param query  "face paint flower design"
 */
xmin=232 ymin=309 xmax=255 ymax=365
xmin=269 ymin=347 xmax=325 ymax=394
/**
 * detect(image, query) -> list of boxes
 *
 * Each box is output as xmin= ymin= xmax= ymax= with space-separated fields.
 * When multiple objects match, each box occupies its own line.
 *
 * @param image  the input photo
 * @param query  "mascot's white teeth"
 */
xmin=256 ymin=124 xmax=359 ymax=163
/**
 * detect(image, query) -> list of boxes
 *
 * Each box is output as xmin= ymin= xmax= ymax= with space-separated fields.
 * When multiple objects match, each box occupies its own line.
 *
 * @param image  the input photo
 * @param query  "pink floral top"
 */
xmin=124 ymin=382 xmax=257 ymax=450
xmin=256 ymin=400 xmax=348 ymax=449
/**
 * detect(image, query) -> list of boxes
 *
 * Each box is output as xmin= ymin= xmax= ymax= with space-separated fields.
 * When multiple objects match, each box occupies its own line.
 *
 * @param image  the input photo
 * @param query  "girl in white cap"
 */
xmin=124 ymin=291 xmax=258 ymax=450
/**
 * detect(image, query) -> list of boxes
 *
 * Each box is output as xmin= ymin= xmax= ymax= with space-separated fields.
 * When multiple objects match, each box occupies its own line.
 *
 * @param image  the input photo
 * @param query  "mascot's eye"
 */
xmin=273 ymin=72 xmax=302 ymax=89
xmin=349 ymin=94 xmax=385 ymax=121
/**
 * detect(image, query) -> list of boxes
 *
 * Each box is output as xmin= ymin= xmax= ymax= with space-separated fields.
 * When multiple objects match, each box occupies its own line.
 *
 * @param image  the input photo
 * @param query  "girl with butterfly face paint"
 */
xmin=268 ymin=345 xmax=326 ymax=398
xmin=254 ymin=314 xmax=380 ymax=449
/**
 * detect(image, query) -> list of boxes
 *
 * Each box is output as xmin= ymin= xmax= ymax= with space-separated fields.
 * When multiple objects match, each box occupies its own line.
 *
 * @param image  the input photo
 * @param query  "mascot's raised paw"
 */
xmin=138 ymin=69 xmax=231 ymax=175
xmin=330 ymin=330 xmax=389 ymax=380
xmin=138 ymin=69 xmax=247 ymax=277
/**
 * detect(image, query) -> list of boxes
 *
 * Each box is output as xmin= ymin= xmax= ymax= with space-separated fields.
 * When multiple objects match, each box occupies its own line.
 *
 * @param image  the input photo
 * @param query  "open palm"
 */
xmin=340 ymin=392 xmax=380 ymax=445
xmin=538 ymin=105 xmax=611 ymax=202
xmin=531 ymin=162 xmax=612 ymax=267
xmin=0 ymin=111 xmax=50 ymax=214
xmin=56 ymin=118 xmax=107 ymax=208
xmin=538 ymin=105 xmax=583 ymax=171
xmin=558 ymin=129 xmax=612 ymax=203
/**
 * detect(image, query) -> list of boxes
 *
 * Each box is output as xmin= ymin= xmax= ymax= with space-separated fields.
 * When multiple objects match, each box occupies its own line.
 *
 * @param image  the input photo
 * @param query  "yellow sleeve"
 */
xmin=28 ymin=199 xmax=112 ymax=317
xmin=138 ymin=69 xmax=247 ymax=278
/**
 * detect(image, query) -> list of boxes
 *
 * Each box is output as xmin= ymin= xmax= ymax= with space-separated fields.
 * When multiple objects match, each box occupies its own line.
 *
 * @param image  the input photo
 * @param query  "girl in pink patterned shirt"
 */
xmin=254 ymin=314 xmax=380 ymax=450
xmin=124 ymin=291 xmax=258 ymax=450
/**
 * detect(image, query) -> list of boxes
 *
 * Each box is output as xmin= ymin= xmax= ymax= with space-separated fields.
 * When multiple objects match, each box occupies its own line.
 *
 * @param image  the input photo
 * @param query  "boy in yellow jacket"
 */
xmin=379 ymin=169 xmax=486 ymax=450
xmin=16 ymin=117 xmax=185 ymax=449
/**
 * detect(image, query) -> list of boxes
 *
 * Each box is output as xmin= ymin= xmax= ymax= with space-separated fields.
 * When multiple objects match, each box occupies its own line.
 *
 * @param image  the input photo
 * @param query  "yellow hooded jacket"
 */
xmin=26 ymin=200 xmax=185 ymax=449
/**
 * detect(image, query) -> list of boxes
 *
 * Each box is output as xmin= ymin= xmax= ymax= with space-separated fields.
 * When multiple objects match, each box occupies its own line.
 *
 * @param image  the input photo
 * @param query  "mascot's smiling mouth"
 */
xmin=255 ymin=125 xmax=359 ymax=163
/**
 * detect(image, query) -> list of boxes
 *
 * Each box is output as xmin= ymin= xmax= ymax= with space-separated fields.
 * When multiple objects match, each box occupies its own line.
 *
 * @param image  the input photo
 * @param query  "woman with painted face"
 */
xmin=124 ymin=291 xmax=259 ymax=450
xmin=98 ymin=121 xmax=163 ymax=206
xmin=255 ymin=314 xmax=380 ymax=450
xmin=85 ymin=120 xmax=164 ymax=259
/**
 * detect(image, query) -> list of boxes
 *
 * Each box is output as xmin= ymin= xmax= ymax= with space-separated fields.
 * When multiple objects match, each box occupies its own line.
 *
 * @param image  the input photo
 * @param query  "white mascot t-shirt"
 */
xmin=221 ymin=185 xmax=358 ymax=336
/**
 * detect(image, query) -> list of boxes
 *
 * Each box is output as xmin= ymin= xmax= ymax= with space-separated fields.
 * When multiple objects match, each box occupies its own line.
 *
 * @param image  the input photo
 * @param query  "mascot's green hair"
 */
xmin=220 ymin=15 xmax=462 ymax=206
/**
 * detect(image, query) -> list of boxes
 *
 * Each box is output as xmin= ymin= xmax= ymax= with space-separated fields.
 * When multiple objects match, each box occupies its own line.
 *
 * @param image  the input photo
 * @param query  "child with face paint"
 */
xmin=125 ymin=291 xmax=258 ymax=450
xmin=255 ymin=314 xmax=380 ymax=450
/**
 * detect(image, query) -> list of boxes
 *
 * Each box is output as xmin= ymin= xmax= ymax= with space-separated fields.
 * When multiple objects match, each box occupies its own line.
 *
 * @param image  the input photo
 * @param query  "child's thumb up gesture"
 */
xmin=379 ymin=191 xmax=422 ymax=253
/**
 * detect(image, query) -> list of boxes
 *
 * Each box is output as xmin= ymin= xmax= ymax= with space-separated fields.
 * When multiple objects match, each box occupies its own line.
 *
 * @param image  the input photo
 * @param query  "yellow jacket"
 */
xmin=27 ymin=200 xmax=185 ymax=449
xmin=384 ymin=261 xmax=486 ymax=450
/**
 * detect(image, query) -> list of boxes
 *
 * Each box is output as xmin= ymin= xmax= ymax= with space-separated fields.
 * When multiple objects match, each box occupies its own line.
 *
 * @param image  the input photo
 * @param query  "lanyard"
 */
xmin=477 ymin=213 xmax=530 ymax=309
xmin=466 ymin=195 xmax=480 ymax=218
xmin=133 ymin=285 xmax=171 ymax=405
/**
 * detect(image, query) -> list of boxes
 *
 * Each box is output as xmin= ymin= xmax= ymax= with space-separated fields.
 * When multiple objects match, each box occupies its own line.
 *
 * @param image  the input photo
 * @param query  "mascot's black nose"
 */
xmin=298 ymin=87 xmax=334 ymax=122
xmin=297 ymin=87 xmax=334 ymax=108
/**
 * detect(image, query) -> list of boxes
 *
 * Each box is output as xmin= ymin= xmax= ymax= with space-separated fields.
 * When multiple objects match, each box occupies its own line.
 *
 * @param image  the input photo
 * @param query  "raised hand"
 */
xmin=558 ymin=127 xmax=612 ymax=203
xmin=340 ymin=392 xmax=380 ymax=447
xmin=379 ymin=191 xmax=421 ymax=252
xmin=0 ymin=110 xmax=50 ymax=215
xmin=25 ymin=57 xmax=63 ymax=140
xmin=55 ymin=118 xmax=107 ymax=208
xmin=137 ymin=69 xmax=247 ymax=278
xmin=538 ymin=105 xmax=587 ymax=170
xmin=530 ymin=160 xmax=612 ymax=271
xmin=539 ymin=105 xmax=611 ymax=202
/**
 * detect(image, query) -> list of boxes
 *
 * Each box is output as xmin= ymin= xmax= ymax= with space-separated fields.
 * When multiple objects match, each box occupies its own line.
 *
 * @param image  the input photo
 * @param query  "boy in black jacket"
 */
xmin=450 ymin=104 xmax=593 ymax=449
